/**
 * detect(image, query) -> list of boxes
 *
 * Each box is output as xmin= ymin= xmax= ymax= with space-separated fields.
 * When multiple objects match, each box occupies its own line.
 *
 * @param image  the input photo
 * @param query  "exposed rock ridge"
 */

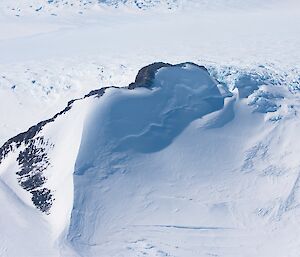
xmin=0 ymin=61 xmax=178 ymax=213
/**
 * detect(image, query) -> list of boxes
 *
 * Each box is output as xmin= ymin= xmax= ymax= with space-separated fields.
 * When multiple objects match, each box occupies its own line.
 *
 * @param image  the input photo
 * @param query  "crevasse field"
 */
xmin=0 ymin=1 xmax=300 ymax=257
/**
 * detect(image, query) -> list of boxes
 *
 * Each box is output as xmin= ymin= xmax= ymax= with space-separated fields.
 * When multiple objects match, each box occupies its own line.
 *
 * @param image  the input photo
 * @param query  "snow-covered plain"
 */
xmin=1 ymin=0 xmax=300 ymax=256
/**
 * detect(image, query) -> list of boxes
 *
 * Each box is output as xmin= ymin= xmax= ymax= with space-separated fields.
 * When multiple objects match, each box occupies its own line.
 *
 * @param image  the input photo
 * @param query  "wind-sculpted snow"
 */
xmin=112 ymin=64 xmax=223 ymax=153
xmin=75 ymin=62 xmax=224 ymax=173
xmin=67 ymin=63 xmax=226 ymax=255
xmin=1 ymin=61 xmax=300 ymax=257
xmin=0 ymin=62 xmax=221 ymax=215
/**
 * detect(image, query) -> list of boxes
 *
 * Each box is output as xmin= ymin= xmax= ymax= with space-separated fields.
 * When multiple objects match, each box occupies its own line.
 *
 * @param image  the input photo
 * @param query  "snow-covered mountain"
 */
xmin=1 ymin=61 xmax=300 ymax=256
xmin=1 ymin=0 xmax=300 ymax=256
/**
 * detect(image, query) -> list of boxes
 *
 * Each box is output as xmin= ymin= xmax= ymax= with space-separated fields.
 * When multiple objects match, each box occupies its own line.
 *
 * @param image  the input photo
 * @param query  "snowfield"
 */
xmin=1 ymin=0 xmax=300 ymax=257
xmin=0 ymin=0 xmax=299 ymax=146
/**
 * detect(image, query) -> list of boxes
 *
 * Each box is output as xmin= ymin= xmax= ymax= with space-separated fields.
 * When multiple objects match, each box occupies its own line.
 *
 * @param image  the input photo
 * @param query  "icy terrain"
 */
xmin=1 ymin=0 xmax=300 ymax=257
xmin=1 ymin=61 xmax=300 ymax=257
xmin=0 ymin=0 xmax=299 ymax=145
xmin=0 ymin=0 xmax=293 ymax=15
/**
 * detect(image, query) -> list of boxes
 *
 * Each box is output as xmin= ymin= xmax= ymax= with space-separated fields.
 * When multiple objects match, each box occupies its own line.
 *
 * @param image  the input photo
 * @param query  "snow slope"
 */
xmin=1 ymin=62 xmax=300 ymax=256
xmin=1 ymin=0 xmax=300 ymax=256
xmin=0 ymin=0 xmax=299 ymax=147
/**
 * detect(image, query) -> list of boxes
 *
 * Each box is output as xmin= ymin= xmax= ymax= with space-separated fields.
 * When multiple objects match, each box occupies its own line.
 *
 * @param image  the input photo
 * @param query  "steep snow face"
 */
xmin=0 ymin=96 xmax=92 ymax=243
xmin=0 ymin=62 xmax=225 ymax=256
xmin=76 ymin=63 xmax=223 ymax=158
xmin=0 ymin=0 xmax=299 ymax=150
xmin=1 ymin=0 xmax=299 ymax=147
xmin=0 ymin=0 xmax=299 ymax=256
xmin=64 ymin=65 xmax=300 ymax=257
xmin=66 ymin=63 xmax=226 ymax=256
xmin=1 ymin=61 xmax=300 ymax=257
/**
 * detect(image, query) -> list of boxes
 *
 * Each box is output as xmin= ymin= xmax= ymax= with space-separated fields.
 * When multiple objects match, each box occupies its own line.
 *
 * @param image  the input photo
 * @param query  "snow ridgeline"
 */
xmin=0 ymin=62 xmax=225 ymax=254
xmin=1 ymin=60 xmax=298 ymax=148
xmin=1 ymin=61 xmax=300 ymax=256
xmin=0 ymin=62 xmax=151 ymax=212
xmin=0 ymin=62 xmax=224 ymax=214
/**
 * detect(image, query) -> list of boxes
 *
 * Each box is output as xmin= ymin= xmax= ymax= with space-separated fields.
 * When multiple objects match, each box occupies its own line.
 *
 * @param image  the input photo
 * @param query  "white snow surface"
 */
xmin=0 ymin=0 xmax=299 ymax=147
xmin=1 ymin=62 xmax=300 ymax=256
xmin=0 ymin=0 xmax=296 ymax=15
xmin=1 ymin=0 xmax=300 ymax=256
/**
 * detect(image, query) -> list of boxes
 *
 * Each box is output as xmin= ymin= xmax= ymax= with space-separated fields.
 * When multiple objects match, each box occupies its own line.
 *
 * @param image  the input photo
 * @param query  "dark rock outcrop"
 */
xmin=0 ymin=62 xmax=208 ymax=213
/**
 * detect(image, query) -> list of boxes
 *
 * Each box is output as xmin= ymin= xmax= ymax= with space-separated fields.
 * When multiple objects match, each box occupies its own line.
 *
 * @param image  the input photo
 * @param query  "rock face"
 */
xmin=128 ymin=62 xmax=171 ymax=89
xmin=128 ymin=62 xmax=208 ymax=89
xmin=0 ymin=62 xmax=220 ymax=214
xmin=16 ymin=137 xmax=54 ymax=213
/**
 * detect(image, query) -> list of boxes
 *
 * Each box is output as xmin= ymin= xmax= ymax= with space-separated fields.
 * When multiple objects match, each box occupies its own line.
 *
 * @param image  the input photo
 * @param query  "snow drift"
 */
xmin=1 ymin=62 xmax=300 ymax=257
